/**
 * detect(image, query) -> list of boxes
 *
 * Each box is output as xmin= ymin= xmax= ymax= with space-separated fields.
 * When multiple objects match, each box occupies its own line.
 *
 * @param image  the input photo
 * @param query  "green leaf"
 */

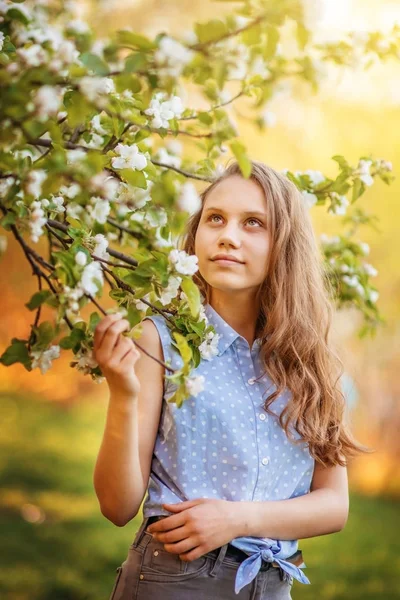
xmin=79 ymin=52 xmax=110 ymax=76
xmin=229 ymin=140 xmax=252 ymax=178
xmin=32 ymin=321 xmax=54 ymax=351
xmin=88 ymin=311 xmax=101 ymax=333
xmin=296 ymin=23 xmax=310 ymax=50
xmin=65 ymin=91 xmax=92 ymax=127
xmin=124 ymin=53 xmax=147 ymax=73
xmin=0 ymin=338 xmax=31 ymax=368
xmin=7 ymin=7 xmax=30 ymax=25
xmin=194 ymin=19 xmax=228 ymax=44
xmin=120 ymin=168 xmax=147 ymax=189
xmin=0 ymin=211 xmax=16 ymax=230
xmin=59 ymin=327 xmax=86 ymax=350
xmin=264 ymin=25 xmax=280 ymax=60
xmin=116 ymin=30 xmax=157 ymax=50
xmin=180 ymin=277 xmax=201 ymax=318
xmin=172 ymin=331 xmax=192 ymax=364
xmin=114 ymin=73 xmax=142 ymax=94
xmin=25 ymin=290 xmax=52 ymax=311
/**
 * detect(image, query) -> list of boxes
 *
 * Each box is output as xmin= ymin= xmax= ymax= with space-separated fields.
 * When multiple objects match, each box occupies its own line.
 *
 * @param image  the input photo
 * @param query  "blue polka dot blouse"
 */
xmin=142 ymin=302 xmax=314 ymax=593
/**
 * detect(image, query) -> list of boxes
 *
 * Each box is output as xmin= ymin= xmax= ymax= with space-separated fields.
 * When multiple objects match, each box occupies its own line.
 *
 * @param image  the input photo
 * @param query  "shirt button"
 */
xmin=261 ymin=457 xmax=269 ymax=465
xmin=248 ymin=378 xmax=256 ymax=385
xmin=259 ymin=413 xmax=266 ymax=421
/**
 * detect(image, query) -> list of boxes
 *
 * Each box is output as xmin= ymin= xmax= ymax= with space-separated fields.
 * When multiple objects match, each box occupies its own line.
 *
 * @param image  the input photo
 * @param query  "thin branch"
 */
xmin=151 ymin=159 xmax=213 ymax=181
xmin=189 ymin=15 xmax=266 ymax=53
xmin=47 ymin=219 xmax=139 ymax=267
xmin=179 ymin=89 xmax=246 ymax=121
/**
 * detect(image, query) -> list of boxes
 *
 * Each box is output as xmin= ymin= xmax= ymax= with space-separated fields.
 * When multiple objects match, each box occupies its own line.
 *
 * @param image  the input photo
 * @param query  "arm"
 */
xmin=93 ymin=319 xmax=164 ymax=527
xmin=233 ymin=461 xmax=349 ymax=540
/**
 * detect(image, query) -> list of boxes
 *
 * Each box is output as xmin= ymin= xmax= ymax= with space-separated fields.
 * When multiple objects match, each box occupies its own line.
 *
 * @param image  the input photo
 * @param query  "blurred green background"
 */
xmin=1 ymin=0 xmax=400 ymax=599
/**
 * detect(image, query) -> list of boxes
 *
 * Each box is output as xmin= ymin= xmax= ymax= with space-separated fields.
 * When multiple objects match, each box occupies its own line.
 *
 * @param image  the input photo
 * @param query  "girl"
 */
xmin=93 ymin=160 xmax=371 ymax=600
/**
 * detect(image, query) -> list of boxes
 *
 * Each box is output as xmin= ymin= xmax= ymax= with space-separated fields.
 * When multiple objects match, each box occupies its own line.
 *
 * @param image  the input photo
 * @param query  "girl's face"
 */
xmin=194 ymin=175 xmax=271 ymax=298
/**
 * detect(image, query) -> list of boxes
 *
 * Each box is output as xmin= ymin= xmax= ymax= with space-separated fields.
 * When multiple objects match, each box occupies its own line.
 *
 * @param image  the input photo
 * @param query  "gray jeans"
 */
xmin=109 ymin=516 xmax=294 ymax=600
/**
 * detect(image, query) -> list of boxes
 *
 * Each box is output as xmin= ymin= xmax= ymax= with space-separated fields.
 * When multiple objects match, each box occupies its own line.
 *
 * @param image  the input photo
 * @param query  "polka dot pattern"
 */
xmin=142 ymin=303 xmax=315 ymax=593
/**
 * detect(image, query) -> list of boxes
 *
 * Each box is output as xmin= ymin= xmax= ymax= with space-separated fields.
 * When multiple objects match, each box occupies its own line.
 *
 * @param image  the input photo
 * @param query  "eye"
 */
xmin=247 ymin=218 xmax=262 ymax=227
xmin=207 ymin=214 xmax=262 ymax=227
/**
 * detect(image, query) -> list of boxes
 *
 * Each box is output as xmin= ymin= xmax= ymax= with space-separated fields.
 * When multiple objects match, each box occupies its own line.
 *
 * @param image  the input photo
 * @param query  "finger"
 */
xmin=109 ymin=337 xmax=134 ymax=364
xmin=161 ymin=500 xmax=200 ymax=512
xmin=164 ymin=538 xmax=199 ymax=557
xmin=99 ymin=319 xmax=130 ymax=356
xmin=147 ymin=512 xmax=186 ymax=534
xmin=94 ymin=314 xmax=122 ymax=348
xmin=154 ymin=525 xmax=188 ymax=544
xmin=179 ymin=547 xmax=205 ymax=562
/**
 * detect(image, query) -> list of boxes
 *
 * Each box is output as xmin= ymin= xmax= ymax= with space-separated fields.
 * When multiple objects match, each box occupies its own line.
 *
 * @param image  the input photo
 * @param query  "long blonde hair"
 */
xmin=180 ymin=160 xmax=373 ymax=467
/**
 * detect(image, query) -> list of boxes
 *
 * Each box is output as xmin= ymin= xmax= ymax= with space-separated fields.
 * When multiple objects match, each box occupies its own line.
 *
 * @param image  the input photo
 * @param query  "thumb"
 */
xmin=162 ymin=500 xmax=199 ymax=511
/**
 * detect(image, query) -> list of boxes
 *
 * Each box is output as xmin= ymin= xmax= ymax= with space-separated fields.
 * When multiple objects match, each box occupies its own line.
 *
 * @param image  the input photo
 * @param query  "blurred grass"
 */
xmin=1 ymin=393 xmax=398 ymax=599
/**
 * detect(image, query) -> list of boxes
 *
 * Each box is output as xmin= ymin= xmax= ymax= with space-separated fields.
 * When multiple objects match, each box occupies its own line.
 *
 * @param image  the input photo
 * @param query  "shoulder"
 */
xmin=135 ymin=318 xmax=164 ymax=364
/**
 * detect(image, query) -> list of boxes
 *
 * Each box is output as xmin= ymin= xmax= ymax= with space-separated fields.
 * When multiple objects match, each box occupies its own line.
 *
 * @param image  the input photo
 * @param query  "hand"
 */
xmin=146 ymin=498 xmax=241 ymax=562
xmin=93 ymin=313 xmax=141 ymax=398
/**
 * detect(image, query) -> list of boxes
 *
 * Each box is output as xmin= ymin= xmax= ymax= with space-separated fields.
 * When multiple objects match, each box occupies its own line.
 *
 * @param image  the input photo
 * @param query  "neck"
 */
xmin=208 ymin=291 xmax=261 ymax=348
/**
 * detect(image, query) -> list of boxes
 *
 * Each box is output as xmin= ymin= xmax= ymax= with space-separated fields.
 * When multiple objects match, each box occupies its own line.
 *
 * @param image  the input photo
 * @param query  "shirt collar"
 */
xmin=203 ymin=302 xmax=262 ymax=356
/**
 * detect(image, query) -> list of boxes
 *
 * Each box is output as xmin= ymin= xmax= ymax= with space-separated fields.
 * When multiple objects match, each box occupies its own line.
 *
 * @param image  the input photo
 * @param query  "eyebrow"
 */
xmin=203 ymin=206 xmax=267 ymax=218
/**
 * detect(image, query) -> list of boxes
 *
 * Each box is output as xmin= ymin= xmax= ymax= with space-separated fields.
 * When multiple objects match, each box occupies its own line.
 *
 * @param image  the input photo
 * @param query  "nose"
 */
xmin=217 ymin=222 xmax=241 ymax=249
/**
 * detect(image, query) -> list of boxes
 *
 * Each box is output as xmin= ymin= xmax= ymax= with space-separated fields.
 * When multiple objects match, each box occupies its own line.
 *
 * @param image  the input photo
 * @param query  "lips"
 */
xmin=211 ymin=256 xmax=243 ymax=264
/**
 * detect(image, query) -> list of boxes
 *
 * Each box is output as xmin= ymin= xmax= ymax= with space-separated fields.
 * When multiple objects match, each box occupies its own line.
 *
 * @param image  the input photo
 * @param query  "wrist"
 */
xmin=226 ymin=500 xmax=252 ymax=539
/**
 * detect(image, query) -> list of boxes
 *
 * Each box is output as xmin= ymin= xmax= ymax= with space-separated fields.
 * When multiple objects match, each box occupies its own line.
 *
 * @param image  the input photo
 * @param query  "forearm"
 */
xmin=234 ymin=489 xmax=349 ymax=540
xmin=93 ymin=393 xmax=145 ymax=526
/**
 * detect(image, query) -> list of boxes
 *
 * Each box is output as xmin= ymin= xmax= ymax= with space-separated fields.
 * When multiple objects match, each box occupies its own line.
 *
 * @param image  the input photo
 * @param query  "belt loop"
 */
xmin=209 ymin=543 xmax=228 ymax=578
xmin=132 ymin=515 xmax=150 ymax=548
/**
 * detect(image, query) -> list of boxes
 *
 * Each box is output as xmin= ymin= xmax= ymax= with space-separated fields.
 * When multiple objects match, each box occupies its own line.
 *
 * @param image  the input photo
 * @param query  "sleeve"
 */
xmin=142 ymin=315 xmax=182 ymax=397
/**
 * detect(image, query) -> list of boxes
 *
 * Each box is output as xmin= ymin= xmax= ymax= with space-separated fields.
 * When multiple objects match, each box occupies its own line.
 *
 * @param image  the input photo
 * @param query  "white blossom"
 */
xmin=154 ymin=147 xmax=182 ymax=169
xmin=329 ymin=192 xmax=349 ymax=215
xmin=301 ymin=190 xmax=318 ymax=209
xmin=343 ymin=275 xmax=359 ymax=287
xmin=75 ymin=251 xmax=87 ymax=266
xmin=29 ymin=201 xmax=47 ymax=243
xmin=251 ymin=56 xmax=271 ymax=79
xmin=79 ymin=261 xmax=104 ymax=296
xmin=159 ymin=275 xmax=182 ymax=306
xmin=145 ymin=93 xmax=184 ymax=129
xmin=50 ymin=195 xmax=65 ymax=213
xmin=144 ymin=206 xmax=168 ymax=228
xmin=116 ymin=181 xmax=153 ymax=209
xmin=0 ymin=176 xmax=14 ymax=198
xmin=66 ymin=202 xmax=83 ymax=219
xmin=89 ymin=172 xmax=119 ymax=200
xmin=369 ymin=290 xmax=379 ymax=303
xmin=320 ymin=234 xmax=340 ymax=245
xmin=359 ymin=242 xmax=370 ymax=256
xmin=31 ymin=345 xmax=60 ymax=374
xmin=66 ymin=149 xmax=87 ymax=164
xmin=0 ymin=31 xmax=4 ymax=52
xmin=49 ymin=40 xmax=79 ymax=72
xmin=111 ymin=143 xmax=147 ymax=171
xmin=17 ymin=44 xmax=47 ymax=67
xmin=86 ymin=133 xmax=104 ymax=149
xmin=169 ymin=249 xmax=199 ymax=275
xmin=358 ymin=159 xmax=374 ymax=186
xmin=304 ymin=170 xmax=325 ymax=186
xmin=154 ymin=36 xmax=195 ymax=78
xmin=176 ymin=182 xmax=201 ymax=215
xmin=199 ymin=331 xmax=220 ymax=361
xmin=89 ymin=197 xmax=111 ymax=224
xmin=68 ymin=20 xmax=90 ymax=35
xmin=363 ymin=263 xmax=378 ymax=277
xmin=79 ymin=76 xmax=115 ymax=104
xmin=60 ymin=183 xmax=81 ymax=199
xmin=166 ymin=139 xmax=183 ymax=155
xmin=261 ymin=109 xmax=277 ymax=128
xmin=185 ymin=374 xmax=205 ymax=397
xmin=90 ymin=114 xmax=108 ymax=135
xmin=26 ymin=170 xmax=47 ymax=198
xmin=93 ymin=233 xmax=110 ymax=260
xmin=135 ymin=293 xmax=151 ymax=311
xmin=74 ymin=348 xmax=99 ymax=375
